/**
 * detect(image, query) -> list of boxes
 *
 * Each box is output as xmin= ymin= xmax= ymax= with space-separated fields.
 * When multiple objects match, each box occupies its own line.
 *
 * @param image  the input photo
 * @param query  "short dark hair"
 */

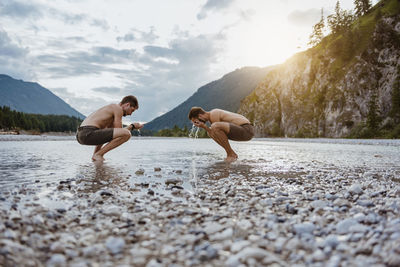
xmin=121 ymin=95 xmax=138 ymax=109
xmin=188 ymin=107 xmax=205 ymax=120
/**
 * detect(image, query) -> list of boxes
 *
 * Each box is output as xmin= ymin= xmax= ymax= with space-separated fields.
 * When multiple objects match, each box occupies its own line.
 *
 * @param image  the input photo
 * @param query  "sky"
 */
xmin=0 ymin=0 xmax=379 ymax=123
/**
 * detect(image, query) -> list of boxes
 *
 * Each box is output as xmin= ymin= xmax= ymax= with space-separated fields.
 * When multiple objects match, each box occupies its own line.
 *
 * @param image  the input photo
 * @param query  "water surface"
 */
xmin=0 ymin=137 xmax=399 ymax=193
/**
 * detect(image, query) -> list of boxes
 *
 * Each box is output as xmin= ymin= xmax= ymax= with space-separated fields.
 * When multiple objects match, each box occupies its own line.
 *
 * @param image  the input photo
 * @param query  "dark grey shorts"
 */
xmin=76 ymin=126 xmax=113 ymax=145
xmin=227 ymin=123 xmax=254 ymax=141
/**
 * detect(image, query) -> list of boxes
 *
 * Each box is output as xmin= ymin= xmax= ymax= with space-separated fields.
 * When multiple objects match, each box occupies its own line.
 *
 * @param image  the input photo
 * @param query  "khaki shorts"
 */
xmin=76 ymin=126 xmax=113 ymax=145
xmin=227 ymin=123 xmax=254 ymax=141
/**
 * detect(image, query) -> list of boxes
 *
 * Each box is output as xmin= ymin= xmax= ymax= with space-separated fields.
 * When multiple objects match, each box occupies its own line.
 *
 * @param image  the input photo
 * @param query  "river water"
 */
xmin=0 ymin=136 xmax=399 ymax=192
xmin=1 ymin=136 xmax=400 ymax=266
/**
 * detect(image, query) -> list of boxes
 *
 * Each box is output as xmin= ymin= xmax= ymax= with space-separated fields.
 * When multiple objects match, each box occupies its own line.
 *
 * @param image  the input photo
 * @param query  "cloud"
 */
xmin=90 ymin=18 xmax=110 ymax=31
xmin=50 ymin=87 xmax=109 ymax=116
xmin=36 ymin=46 xmax=138 ymax=78
xmin=0 ymin=28 xmax=33 ymax=80
xmin=197 ymin=0 xmax=236 ymax=20
xmin=0 ymin=0 xmax=42 ymax=19
xmin=0 ymin=29 xmax=27 ymax=58
xmin=123 ymin=33 xmax=225 ymax=121
xmin=239 ymin=9 xmax=255 ymax=22
xmin=92 ymin=86 xmax=124 ymax=95
xmin=288 ymin=8 xmax=321 ymax=27
xmin=1 ymin=1 xmax=109 ymax=31
xmin=116 ymin=27 xmax=158 ymax=43
xmin=117 ymin=33 xmax=136 ymax=42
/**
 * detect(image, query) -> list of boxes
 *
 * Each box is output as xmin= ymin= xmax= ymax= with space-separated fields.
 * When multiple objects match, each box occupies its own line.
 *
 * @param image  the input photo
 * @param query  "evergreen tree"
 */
xmin=308 ymin=8 xmax=325 ymax=46
xmin=328 ymin=1 xmax=354 ymax=34
xmin=354 ymin=0 xmax=372 ymax=17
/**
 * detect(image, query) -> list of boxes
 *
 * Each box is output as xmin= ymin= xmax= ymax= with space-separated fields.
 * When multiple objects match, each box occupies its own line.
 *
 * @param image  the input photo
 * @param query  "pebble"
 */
xmin=348 ymin=184 xmax=363 ymax=195
xmin=105 ymin=236 xmax=125 ymax=255
xmin=165 ymin=178 xmax=183 ymax=185
xmin=102 ymin=205 xmax=122 ymax=217
xmin=293 ymin=222 xmax=315 ymax=235
xmin=135 ymin=168 xmax=145 ymax=175
xmin=0 ymin=149 xmax=398 ymax=267
xmin=47 ymin=254 xmax=66 ymax=266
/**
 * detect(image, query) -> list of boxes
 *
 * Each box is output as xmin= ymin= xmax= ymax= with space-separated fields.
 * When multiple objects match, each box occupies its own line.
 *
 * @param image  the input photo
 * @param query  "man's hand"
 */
xmin=193 ymin=119 xmax=206 ymax=129
xmin=134 ymin=122 xmax=144 ymax=129
xmin=128 ymin=122 xmax=144 ymax=130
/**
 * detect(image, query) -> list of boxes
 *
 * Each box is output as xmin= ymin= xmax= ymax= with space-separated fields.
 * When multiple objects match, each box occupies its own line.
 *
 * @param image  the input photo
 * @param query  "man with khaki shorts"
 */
xmin=188 ymin=107 xmax=254 ymax=162
xmin=76 ymin=95 xmax=144 ymax=162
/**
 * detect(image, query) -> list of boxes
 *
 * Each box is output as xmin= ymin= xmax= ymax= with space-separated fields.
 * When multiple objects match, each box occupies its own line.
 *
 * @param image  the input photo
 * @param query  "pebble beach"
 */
xmin=0 ymin=137 xmax=399 ymax=266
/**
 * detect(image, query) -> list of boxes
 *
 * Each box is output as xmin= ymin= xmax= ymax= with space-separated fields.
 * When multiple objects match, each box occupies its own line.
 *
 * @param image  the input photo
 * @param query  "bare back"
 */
xmin=209 ymin=109 xmax=250 ymax=125
xmin=80 ymin=104 xmax=123 ymax=129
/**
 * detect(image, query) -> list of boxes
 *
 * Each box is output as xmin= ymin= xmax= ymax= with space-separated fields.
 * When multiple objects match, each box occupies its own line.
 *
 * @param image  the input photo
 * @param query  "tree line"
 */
xmin=0 ymin=106 xmax=82 ymax=133
xmin=154 ymin=125 xmax=208 ymax=138
xmin=309 ymin=0 xmax=372 ymax=46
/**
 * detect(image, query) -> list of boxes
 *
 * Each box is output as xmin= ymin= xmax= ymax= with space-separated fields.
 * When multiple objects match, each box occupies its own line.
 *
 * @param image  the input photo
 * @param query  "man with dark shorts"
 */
xmin=76 ymin=95 xmax=143 ymax=162
xmin=188 ymin=107 xmax=254 ymax=162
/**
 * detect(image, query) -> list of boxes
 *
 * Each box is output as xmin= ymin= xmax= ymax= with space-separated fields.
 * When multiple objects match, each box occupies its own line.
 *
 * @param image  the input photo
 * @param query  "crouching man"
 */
xmin=188 ymin=107 xmax=254 ymax=162
xmin=76 ymin=95 xmax=143 ymax=161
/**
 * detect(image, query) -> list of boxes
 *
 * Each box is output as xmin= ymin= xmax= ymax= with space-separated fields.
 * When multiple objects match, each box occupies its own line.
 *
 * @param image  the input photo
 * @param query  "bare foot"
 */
xmin=225 ymin=154 xmax=238 ymax=163
xmin=92 ymin=153 xmax=105 ymax=162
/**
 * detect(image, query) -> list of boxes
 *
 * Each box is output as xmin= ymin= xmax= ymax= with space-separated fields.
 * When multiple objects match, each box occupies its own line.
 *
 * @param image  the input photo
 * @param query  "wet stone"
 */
xmin=293 ymin=222 xmax=315 ymax=235
xmin=135 ymin=168 xmax=145 ymax=175
xmin=105 ymin=236 xmax=125 ymax=255
xmin=165 ymin=178 xmax=183 ymax=185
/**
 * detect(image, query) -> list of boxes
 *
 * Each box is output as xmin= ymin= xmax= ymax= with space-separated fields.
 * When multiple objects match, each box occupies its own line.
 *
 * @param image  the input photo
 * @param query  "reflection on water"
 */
xmin=199 ymin=161 xmax=254 ymax=180
xmin=74 ymin=163 xmax=128 ymax=194
xmin=0 ymin=138 xmax=399 ymax=195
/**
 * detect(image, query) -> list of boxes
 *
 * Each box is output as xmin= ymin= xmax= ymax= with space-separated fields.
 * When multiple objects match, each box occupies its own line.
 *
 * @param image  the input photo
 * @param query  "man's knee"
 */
xmin=123 ymin=129 xmax=132 ymax=140
xmin=210 ymin=122 xmax=228 ymax=134
xmin=114 ymin=128 xmax=131 ymax=141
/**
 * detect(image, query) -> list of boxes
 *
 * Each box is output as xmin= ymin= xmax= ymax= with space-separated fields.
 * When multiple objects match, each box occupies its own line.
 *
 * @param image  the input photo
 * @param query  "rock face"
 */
xmin=239 ymin=1 xmax=400 ymax=137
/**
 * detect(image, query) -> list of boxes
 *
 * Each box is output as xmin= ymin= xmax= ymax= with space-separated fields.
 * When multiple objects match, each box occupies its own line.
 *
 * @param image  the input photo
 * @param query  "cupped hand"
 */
xmin=134 ymin=122 xmax=144 ymax=129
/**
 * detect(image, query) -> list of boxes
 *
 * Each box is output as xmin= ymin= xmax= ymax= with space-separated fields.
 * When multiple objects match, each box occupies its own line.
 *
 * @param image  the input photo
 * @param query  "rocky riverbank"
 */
xmin=1 ymin=159 xmax=399 ymax=266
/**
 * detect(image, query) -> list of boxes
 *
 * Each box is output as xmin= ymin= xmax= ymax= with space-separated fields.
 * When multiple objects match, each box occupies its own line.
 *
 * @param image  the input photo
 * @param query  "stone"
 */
xmin=203 ymin=222 xmax=224 ymax=235
xmin=348 ymin=184 xmax=363 ymax=195
xmin=135 ymin=168 xmax=145 ymax=175
xmin=103 ymin=205 xmax=122 ymax=217
xmin=336 ymin=218 xmax=359 ymax=234
xmin=105 ymin=236 xmax=125 ymax=255
xmin=47 ymin=254 xmax=66 ymax=266
xmin=165 ymin=178 xmax=183 ymax=185
xmin=310 ymin=200 xmax=328 ymax=210
xmin=226 ymin=247 xmax=275 ymax=267
xmin=293 ymin=222 xmax=315 ymax=235
xmin=230 ymin=240 xmax=251 ymax=253
xmin=324 ymin=235 xmax=339 ymax=248
xmin=210 ymin=228 xmax=233 ymax=241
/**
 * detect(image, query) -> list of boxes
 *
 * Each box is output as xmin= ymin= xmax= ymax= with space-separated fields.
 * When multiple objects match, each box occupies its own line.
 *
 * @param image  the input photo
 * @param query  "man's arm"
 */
xmin=112 ymin=105 xmax=124 ymax=128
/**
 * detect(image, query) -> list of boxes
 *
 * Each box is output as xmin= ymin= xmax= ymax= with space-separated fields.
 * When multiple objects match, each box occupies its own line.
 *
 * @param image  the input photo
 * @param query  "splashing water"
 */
xmin=189 ymin=125 xmax=200 ymax=138
xmin=137 ymin=129 xmax=141 ymax=137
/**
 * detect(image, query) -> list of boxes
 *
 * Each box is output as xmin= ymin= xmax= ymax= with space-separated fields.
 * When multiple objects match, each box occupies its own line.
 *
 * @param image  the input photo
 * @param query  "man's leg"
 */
xmin=93 ymin=144 xmax=103 ymax=159
xmin=92 ymin=128 xmax=131 ymax=161
xmin=208 ymin=122 xmax=238 ymax=162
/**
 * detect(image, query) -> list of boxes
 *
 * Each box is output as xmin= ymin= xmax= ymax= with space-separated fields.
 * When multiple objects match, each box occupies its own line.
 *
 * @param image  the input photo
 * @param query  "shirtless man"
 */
xmin=76 ymin=95 xmax=143 ymax=161
xmin=188 ymin=107 xmax=254 ymax=162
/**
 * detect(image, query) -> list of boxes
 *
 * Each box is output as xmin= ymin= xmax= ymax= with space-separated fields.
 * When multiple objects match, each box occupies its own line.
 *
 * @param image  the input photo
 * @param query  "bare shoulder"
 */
xmin=210 ymin=109 xmax=223 ymax=122
xmin=109 ymin=104 xmax=123 ymax=115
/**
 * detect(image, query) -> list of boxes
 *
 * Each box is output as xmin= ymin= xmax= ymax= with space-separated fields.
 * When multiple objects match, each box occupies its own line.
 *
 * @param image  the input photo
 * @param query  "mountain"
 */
xmin=144 ymin=66 xmax=273 ymax=131
xmin=0 ymin=74 xmax=85 ymax=119
xmin=239 ymin=0 xmax=400 ymax=138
